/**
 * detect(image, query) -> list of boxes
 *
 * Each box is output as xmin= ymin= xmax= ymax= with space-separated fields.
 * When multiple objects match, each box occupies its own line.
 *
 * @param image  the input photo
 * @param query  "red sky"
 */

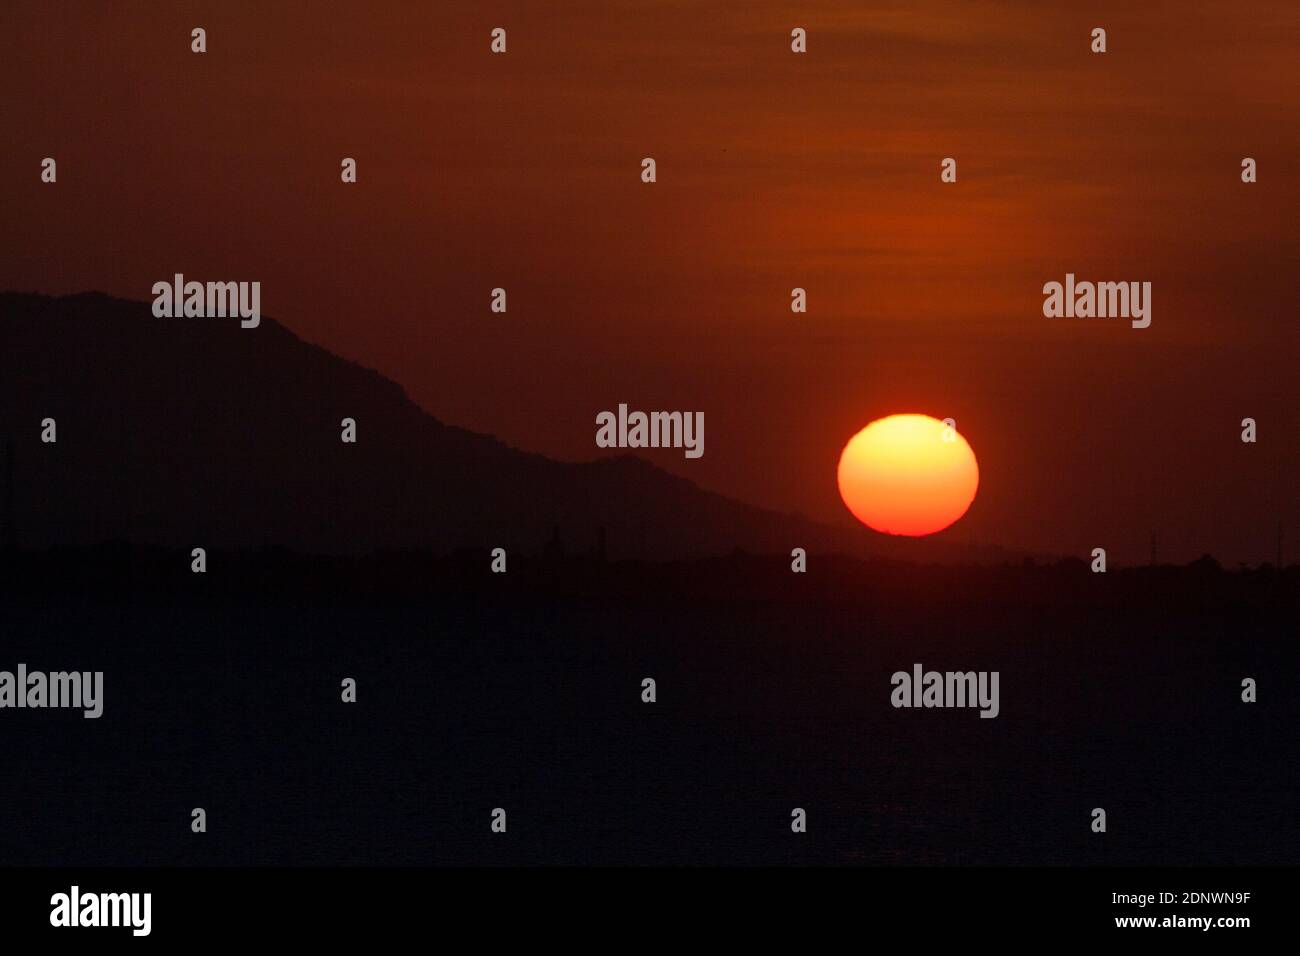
xmin=3 ymin=1 xmax=1298 ymax=564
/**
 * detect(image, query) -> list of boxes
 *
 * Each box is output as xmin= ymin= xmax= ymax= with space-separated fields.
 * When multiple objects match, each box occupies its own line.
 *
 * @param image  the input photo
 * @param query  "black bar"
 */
xmin=0 ymin=866 xmax=1285 ymax=943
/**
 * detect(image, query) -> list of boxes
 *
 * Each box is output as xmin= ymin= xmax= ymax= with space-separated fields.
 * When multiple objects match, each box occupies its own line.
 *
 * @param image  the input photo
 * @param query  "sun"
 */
xmin=836 ymin=414 xmax=979 ymax=536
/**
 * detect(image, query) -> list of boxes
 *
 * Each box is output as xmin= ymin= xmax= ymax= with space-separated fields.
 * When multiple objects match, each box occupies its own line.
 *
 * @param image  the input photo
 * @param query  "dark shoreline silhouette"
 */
xmin=0 ymin=545 xmax=1294 ymax=866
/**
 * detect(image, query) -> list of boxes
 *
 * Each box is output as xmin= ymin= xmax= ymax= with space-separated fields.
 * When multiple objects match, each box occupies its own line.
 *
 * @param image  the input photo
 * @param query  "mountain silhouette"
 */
xmin=1 ymin=294 xmax=1294 ymax=872
xmin=1 ymin=292 xmax=1021 ymax=561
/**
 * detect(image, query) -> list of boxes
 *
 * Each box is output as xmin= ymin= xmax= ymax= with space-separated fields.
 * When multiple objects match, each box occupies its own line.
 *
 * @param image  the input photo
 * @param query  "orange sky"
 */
xmin=3 ymin=1 xmax=1298 ymax=563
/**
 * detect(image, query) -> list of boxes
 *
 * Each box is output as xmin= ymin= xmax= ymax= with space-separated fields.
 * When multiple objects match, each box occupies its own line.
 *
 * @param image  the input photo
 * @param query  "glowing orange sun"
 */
xmin=837 ymin=414 xmax=979 ymax=536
